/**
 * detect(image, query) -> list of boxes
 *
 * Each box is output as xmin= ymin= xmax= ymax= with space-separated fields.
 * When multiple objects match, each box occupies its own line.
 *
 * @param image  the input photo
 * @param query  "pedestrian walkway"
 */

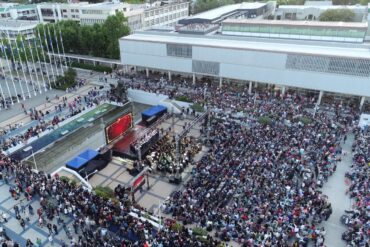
xmin=321 ymin=134 xmax=354 ymax=247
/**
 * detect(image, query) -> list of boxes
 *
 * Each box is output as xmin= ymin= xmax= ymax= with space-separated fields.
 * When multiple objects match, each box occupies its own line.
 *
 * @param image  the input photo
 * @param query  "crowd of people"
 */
xmin=0 ymin=152 xmax=223 ymax=246
xmin=341 ymin=127 xmax=369 ymax=246
xmin=145 ymin=135 xmax=200 ymax=176
xmin=0 ymin=69 xmax=367 ymax=247
xmin=0 ymin=86 xmax=115 ymax=153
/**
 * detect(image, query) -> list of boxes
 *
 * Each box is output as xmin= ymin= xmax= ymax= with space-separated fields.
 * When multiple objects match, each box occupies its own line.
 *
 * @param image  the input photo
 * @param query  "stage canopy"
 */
xmin=78 ymin=149 xmax=99 ymax=160
xmin=66 ymin=149 xmax=99 ymax=170
xmin=66 ymin=156 xmax=89 ymax=169
xmin=142 ymin=105 xmax=167 ymax=119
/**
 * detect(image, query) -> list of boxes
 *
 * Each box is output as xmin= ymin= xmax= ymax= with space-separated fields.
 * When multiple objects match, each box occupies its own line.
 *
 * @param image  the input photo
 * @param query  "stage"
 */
xmin=112 ymin=125 xmax=145 ymax=160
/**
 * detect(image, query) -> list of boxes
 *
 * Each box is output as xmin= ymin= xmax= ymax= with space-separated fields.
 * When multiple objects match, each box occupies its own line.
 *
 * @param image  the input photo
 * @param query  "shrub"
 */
xmin=52 ymin=67 xmax=77 ymax=90
xmin=60 ymin=176 xmax=70 ymax=183
xmin=299 ymin=116 xmax=312 ymax=125
xmin=175 ymin=95 xmax=193 ymax=103
xmin=191 ymin=103 xmax=204 ymax=112
xmin=94 ymin=186 xmax=115 ymax=199
xmin=69 ymin=179 xmax=77 ymax=187
xmin=192 ymin=227 xmax=207 ymax=236
xmin=258 ymin=116 xmax=273 ymax=126
xmin=71 ymin=62 xmax=112 ymax=73
xmin=171 ymin=222 xmax=183 ymax=232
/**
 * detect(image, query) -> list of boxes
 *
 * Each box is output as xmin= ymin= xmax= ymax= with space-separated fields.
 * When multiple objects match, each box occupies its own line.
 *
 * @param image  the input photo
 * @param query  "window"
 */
xmin=167 ymin=44 xmax=192 ymax=58
xmin=192 ymin=60 xmax=220 ymax=75
xmin=286 ymin=54 xmax=370 ymax=77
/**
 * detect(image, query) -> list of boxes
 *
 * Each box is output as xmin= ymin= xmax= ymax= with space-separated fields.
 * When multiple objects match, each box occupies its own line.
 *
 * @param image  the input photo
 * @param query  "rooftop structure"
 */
xmin=221 ymin=19 xmax=368 ymax=43
xmin=178 ymin=1 xmax=275 ymax=25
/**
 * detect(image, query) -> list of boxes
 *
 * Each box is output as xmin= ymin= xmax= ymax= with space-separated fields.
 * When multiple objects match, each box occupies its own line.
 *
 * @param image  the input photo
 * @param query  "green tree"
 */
xmin=319 ymin=9 xmax=355 ymax=22
xmin=102 ymin=12 xmax=130 ymax=59
xmin=277 ymin=0 xmax=305 ymax=5
xmin=193 ymin=0 xmax=235 ymax=14
xmin=36 ymin=13 xmax=130 ymax=60
xmin=331 ymin=0 xmax=361 ymax=5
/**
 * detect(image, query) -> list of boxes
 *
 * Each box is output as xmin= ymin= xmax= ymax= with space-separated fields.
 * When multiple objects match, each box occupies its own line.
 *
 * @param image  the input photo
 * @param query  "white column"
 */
xmin=133 ymin=66 xmax=137 ymax=73
xmin=37 ymin=6 xmax=43 ymax=22
xmin=248 ymin=81 xmax=252 ymax=94
xmin=219 ymin=77 xmax=222 ymax=88
xmin=168 ymin=71 xmax=171 ymax=81
xmin=359 ymin=96 xmax=365 ymax=110
xmin=281 ymin=86 xmax=286 ymax=96
xmin=317 ymin=90 xmax=324 ymax=105
xmin=146 ymin=68 xmax=149 ymax=77
xmin=192 ymin=74 xmax=196 ymax=85
xmin=57 ymin=5 xmax=62 ymax=21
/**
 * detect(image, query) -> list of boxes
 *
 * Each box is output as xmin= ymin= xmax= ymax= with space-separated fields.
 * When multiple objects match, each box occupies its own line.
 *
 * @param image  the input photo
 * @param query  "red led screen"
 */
xmin=105 ymin=113 xmax=133 ymax=144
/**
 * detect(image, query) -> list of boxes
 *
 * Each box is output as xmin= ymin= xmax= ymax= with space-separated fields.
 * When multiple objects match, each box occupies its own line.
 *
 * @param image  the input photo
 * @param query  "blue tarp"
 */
xmin=78 ymin=149 xmax=99 ymax=161
xmin=66 ymin=156 xmax=89 ymax=169
xmin=142 ymin=105 xmax=167 ymax=118
xmin=66 ymin=149 xmax=99 ymax=170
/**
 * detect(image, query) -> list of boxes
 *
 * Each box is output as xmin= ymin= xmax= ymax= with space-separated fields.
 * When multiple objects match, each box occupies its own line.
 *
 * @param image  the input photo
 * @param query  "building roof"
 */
xmin=80 ymin=2 xmax=125 ymax=10
xmin=122 ymin=31 xmax=370 ymax=59
xmin=182 ymin=2 xmax=268 ymax=21
xmin=222 ymin=19 xmax=368 ymax=29
xmin=278 ymin=4 xmax=366 ymax=10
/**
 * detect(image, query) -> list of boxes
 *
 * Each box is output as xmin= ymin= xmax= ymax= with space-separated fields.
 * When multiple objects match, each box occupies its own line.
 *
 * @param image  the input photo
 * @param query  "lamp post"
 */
xmin=85 ymin=169 xmax=98 ymax=181
xmin=23 ymin=146 xmax=37 ymax=171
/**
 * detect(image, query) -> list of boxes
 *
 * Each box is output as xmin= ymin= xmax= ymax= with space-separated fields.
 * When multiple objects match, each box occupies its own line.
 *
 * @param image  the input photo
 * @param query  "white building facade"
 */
xmin=0 ymin=20 xmax=38 ymax=41
xmin=144 ymin=2 xmax=189 ymax=27
xmin=120 ymin=31 xmax=370 ymax=104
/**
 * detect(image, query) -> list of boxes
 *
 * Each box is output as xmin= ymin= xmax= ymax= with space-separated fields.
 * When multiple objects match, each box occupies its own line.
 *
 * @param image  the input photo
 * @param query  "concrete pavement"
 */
xmin=320 ymin=134 xmax=354 ymax=247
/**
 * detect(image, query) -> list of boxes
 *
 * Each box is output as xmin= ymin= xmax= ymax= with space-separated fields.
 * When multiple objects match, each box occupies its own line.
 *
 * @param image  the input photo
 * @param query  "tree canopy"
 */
xmin=36 ymin=12 xmax=130 ymax=60
xmin=193 ymin=0 xmax=236 ymax=14
xmin=277 ymin=0 xmax=305 ymax=5
xmin=319 ymin=9 xmax=355 ymax=22
xmin=331 ymin=0 xmax=364 ymax=5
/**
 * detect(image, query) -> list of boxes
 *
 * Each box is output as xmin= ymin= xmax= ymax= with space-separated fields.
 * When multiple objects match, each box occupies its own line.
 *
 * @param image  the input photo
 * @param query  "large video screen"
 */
xmin=105 ymin=113 xmax=133 ymax=144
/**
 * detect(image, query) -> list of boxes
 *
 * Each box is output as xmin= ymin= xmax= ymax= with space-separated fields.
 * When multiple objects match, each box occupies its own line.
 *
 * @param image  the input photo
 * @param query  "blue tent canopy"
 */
xmin=142 ymin=105 xmax=167 ymax=118
xmin=66 ymin=149 xmax=99 ymax=170
xmin=66 ymin=156 xmax=89 ymax=169
xmin=78 ymin=149 xmax=99 ymax=161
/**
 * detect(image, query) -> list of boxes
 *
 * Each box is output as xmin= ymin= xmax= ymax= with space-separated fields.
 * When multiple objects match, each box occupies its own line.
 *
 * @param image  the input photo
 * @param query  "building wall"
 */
xmin=120 ymin=39 xmax=370 ymax=97
xmin=144 ymin=2 xmax=189 ymax=27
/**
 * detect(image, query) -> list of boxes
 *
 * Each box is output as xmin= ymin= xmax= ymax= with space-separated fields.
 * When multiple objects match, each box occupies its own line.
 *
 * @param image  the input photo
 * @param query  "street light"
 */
xmin=84 ymin=169 xmax=98 ymax=181
xmin=23 ymin=146 xmax=38 ymax=171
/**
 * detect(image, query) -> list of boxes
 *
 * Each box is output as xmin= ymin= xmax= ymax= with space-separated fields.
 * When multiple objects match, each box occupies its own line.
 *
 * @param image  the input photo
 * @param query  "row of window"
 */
xmin=62 ymin=9 xmax=79 ymax=13
xmin=81 ymin=18 xmax=104 ymax=24
xmin=286 ymin=54 xmax=370 ymax=77
xmin=145 ymin=4 xmax=187 ymax=18
xmin=192 ymin=60 xmax=220 ymax=76
xmin=167 ymin=44 xmax=192 ymax=58
xmin=63 ymin=15 xmax=79 ymax=19
xmin=222 ymin=24 xmax=366 ymax=38
xmin=81 ymin=10 xmax=103 ymax=15
xmin=145 ymin=11 xmax=187 ymax=26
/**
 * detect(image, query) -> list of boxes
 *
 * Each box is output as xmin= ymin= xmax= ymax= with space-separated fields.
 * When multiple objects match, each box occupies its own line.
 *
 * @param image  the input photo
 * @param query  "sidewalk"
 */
xmin=0 ymin=70 xmax=100 ymax=129
xmin=321 ymin=134 xmax=354 ymax=247
xmin=0 ymin=85 xmax=94 ymax=129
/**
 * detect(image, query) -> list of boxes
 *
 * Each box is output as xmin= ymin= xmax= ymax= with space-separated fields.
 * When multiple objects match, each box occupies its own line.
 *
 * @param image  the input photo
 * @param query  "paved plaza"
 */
xmin=0 ymin=69 xmax=358 ymax=247
xmin=89 ymin=115 xmax=206 ymax=212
